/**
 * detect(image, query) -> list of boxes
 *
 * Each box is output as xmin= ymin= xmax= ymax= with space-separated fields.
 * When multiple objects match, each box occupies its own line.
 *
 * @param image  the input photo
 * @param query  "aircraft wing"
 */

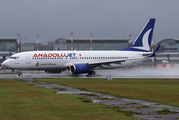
xmin=87 ymin=59 xmax=126 ymax=67
xmin=67 ymin=59 xmax=128 ymax=70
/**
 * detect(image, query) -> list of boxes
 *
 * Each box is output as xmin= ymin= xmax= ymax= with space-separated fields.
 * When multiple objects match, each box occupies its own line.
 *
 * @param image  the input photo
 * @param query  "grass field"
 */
xmin=35 ymin=78 xmax=179 ymax=107
xmin=0 ymin=79 xmax=138 ymax=120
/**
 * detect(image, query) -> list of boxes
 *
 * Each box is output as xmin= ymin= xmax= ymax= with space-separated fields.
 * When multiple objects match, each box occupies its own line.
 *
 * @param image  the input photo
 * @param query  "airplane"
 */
xmin=1 ymin=18 xmax=159 ymax=76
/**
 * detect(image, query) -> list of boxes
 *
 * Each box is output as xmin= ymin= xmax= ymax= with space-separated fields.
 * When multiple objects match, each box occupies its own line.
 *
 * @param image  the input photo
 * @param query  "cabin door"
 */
xmin=26 ymin=54 xmax=31 ymax=64
xmin=132 ymin=53 xmax=136 ymax=63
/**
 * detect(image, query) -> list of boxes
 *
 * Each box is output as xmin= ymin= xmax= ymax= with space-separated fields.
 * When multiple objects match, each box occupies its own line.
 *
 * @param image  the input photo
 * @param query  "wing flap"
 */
xmin=88 ymin=59 xmax=126 ymax=66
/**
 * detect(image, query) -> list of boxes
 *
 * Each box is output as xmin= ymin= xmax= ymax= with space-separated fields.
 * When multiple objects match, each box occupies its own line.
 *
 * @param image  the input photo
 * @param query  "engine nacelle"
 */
xmin=70 ymin=64 xmax=90 ymax=74
xmin=44 ymin=70 xmax=62 ymax=73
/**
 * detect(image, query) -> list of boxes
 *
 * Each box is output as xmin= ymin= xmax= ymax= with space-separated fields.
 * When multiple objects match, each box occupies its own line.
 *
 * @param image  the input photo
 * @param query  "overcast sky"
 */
xmin=0 ymin=0 xmax=178 ymax=44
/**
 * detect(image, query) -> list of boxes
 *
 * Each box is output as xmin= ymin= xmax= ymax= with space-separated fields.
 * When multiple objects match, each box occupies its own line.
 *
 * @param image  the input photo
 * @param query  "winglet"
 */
xmin=150 ymin=44 xmax=161 ymax=57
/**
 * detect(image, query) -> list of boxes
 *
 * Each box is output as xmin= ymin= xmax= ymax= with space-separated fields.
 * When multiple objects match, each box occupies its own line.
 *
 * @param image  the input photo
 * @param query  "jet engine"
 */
xmin=70 ymin=64 xmax=90 ymax=74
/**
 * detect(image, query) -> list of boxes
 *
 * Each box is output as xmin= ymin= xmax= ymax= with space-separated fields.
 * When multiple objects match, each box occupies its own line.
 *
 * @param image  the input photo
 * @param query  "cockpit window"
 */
xmin=10 ymin=56 xmax=19 ymax=59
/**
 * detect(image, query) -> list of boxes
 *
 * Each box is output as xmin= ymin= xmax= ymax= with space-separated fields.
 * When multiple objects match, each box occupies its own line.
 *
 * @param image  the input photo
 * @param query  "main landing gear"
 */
xmin=87 ymin=71 xmax=96 ymax=75
xmin=17 ymin=72 xmax=22 ymax=76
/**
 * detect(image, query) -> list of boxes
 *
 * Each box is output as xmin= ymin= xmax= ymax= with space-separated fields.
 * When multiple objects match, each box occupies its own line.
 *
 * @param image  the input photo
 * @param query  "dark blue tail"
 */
xmin=120 ymin=18 xmax=155 ymax=52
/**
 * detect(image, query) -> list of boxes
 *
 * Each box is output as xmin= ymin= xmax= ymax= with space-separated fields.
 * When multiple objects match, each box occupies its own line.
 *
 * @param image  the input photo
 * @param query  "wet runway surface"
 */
xmin=1 ymin=68 xmax=179 ymax=79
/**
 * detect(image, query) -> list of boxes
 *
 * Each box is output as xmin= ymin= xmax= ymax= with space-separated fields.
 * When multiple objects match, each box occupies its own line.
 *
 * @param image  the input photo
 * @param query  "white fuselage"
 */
xmin=2 ymin=50 xmax=148 ymax=71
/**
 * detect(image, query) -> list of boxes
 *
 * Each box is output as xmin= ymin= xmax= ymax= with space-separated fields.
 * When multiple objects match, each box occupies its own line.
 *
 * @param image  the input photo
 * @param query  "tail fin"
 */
xmin=120 ymin=18 xmax=155 ymax=52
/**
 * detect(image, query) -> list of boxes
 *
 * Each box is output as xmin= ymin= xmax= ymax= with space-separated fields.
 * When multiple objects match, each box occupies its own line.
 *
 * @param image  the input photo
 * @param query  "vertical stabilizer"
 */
xmin=120 ymin=18 xmax=155 ymax=52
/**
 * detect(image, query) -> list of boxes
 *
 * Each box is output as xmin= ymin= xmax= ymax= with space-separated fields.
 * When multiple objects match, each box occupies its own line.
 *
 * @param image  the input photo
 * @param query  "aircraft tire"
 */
xmin=17 ymin=72 xmax=22 ymax=76
xmin=88 ymin=71 xmax=95 ymax=75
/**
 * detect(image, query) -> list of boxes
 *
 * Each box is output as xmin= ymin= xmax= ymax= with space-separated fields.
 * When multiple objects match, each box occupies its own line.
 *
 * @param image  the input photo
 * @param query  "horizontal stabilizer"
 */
xmin=142 ymin=44 xmax=161 ymax=57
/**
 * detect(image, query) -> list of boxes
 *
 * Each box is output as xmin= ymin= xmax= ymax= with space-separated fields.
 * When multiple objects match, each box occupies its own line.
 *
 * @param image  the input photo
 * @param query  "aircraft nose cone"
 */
xmin=1 ymin=61 xmax=5 ymax=66
xmin=1 ymin=60 xmax=10 ymax=67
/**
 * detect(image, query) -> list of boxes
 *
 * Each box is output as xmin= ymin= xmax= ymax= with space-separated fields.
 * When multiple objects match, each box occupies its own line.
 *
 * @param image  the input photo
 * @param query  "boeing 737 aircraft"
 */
xmin=1 ymin=18 xmax=159 ymax=76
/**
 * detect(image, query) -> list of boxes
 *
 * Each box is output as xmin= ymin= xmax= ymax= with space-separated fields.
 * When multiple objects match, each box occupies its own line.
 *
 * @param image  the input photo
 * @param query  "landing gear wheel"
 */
xmin=17 ymin=72 xmax=22 ymax=76
xmin=87 ymin=71 xmax=96 ymax=75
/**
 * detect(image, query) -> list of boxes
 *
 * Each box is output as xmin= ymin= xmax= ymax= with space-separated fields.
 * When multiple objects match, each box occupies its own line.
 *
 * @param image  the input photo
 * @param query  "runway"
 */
xmin=0 ymin=67 xmax=179 ymax=79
